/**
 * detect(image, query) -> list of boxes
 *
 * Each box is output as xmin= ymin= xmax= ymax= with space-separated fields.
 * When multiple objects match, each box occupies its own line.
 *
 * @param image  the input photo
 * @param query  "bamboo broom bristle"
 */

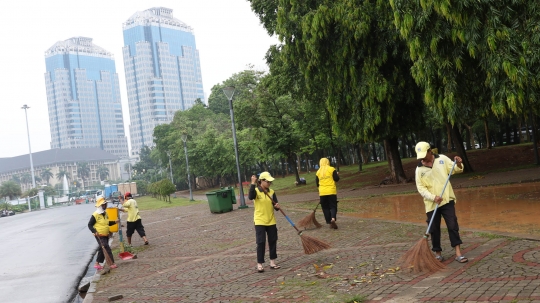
xmin=300 ymin=234 xmax=331 ymax=254
xmin=297 ymin=211 xmax=322 ymax=229
xmin=399 ymin=237 xmax=445 ymax=273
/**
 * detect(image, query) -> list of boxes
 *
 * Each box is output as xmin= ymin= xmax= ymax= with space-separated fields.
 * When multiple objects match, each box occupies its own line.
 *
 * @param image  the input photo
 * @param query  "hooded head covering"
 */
xmin=317 ymin=158 xmax=331 ymax=177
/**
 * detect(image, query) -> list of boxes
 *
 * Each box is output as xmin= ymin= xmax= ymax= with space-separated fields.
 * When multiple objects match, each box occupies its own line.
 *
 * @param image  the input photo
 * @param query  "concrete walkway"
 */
xmin=83 ymin=167 xmax=540 ymax=303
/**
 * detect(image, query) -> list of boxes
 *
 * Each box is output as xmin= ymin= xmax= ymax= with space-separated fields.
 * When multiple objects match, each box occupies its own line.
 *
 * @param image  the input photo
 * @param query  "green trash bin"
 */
xmin=206 ymin=187 xmax=234 ymax=213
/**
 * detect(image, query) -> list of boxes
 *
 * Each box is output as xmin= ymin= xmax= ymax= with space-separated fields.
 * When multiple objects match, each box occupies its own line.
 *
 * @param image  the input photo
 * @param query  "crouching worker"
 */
xmin=88 ymin=196 xmax=118 ymax=269
xmin=119 ymin=192 xmax=149 ymax=245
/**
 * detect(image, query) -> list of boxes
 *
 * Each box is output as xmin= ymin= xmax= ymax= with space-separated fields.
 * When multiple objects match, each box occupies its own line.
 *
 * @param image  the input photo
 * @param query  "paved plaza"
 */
xmin=83 ymin=167 xmax=540 ymax=303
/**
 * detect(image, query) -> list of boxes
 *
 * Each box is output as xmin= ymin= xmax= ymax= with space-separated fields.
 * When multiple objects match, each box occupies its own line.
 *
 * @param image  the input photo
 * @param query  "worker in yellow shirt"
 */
xmin=415 ymin=141 xmax=468 ymax=264
xmin=87 ymin=196 xmax=118 ymax=270
xmin=119 ymin=192 xmax=149 ymax=246
xmin=248 ymin=172 xmax=281 ymax=273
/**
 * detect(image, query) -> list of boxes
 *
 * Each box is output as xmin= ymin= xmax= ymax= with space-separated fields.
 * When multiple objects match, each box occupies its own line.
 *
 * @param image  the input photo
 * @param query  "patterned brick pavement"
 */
xmin=83 ymin=206 xmax=540 ymax=302
xmin=84 ymin=168 xmax=540 ymax=303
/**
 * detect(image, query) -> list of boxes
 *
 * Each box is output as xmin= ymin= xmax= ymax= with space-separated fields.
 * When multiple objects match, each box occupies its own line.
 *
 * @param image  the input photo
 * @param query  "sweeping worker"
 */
xmin=249 ymin=172 xmax=281 ymax=273
xmin=415 ymin=141 xmax=468 ymax=263
xmin=119 ymin=192 xmax=149 ymax=245
xmin=87 ymin=196 xmax=118 ymax=269
xmin=315 ymin=158 xmax=340 ymax=229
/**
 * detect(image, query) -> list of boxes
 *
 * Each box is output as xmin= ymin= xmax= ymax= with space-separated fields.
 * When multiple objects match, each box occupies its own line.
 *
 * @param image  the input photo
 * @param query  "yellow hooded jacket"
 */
xmin=415 ymin=154 xmax=463 ymax=213
xmin=316 ymin=158 xmax=337 ymax=196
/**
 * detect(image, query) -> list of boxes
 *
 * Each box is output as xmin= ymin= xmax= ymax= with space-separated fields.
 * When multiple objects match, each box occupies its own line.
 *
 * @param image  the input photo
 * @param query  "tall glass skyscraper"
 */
xmin=123 ymin=7 xmax=205 ymax=156
xmin=44 ymin=37 xmax=129 ymax=158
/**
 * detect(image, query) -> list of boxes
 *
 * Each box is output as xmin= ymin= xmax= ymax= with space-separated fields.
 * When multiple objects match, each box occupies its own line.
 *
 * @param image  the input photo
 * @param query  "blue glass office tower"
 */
xmin=44 ymin=37 xmax=129 ymax=158
xmin=123 ymin=7 xmax=205 ymax=156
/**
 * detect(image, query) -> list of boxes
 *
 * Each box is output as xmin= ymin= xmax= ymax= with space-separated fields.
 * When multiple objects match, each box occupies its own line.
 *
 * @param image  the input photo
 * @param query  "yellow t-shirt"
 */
xmin=415 ymin=154 xmax=463 ymax=213
xmin=122 ymin=198 xmax=141 ymax=222
xmin=253 ymin=187 xmax=277 ymax=226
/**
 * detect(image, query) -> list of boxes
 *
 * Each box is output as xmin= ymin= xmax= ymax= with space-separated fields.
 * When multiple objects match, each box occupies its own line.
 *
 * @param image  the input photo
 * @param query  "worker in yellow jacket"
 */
xmin=415 ymin=141 xmax=468 ymax=264
xmin=119 ymin=192 xmax=148 ymax=246
xmin=248 ymin=172 xmax=281 ymax=273
xmin=87 ymin=196 xmax=118 ymax=269
xmin=316 ymin=158 xmax=340 ymax=229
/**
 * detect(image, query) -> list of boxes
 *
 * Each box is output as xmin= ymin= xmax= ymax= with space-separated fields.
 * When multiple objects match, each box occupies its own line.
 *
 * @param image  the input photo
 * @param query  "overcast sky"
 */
xmin=0 ymin=0 xmax=277 ymax=158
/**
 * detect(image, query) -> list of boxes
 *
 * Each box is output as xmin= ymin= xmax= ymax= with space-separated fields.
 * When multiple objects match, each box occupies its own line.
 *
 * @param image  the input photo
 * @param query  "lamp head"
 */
xmin=222 ymin=86 xmax=236 ymax=99
xmin=181 ymin=134 xmax=188 ymax=142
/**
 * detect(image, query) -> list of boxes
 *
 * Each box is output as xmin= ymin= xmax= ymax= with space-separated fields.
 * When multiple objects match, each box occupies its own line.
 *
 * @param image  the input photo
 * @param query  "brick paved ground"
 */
xmin=84 ymin=167 xmax=540 ymax=303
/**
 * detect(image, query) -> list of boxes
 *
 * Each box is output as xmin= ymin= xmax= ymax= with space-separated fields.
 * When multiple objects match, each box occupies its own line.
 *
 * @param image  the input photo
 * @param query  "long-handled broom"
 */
xmin=263 ymin=191 xmax=330 ymax=254
xmin=297 ymin=202 xmax=322 ymax=229
xmin=95 ymin=235 xmax=115 ymax=268
xmin=399 ymin=160 xmax=457 ymax=273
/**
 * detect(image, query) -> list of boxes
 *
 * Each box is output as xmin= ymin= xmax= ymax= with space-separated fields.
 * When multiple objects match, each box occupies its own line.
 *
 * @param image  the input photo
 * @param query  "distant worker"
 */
xmin=119 ymin=192 xmax=149 ymax=245
xmin=87 ymin=196 xmax=118 ymax=270
xmin=316 ymin=158 xmax=340 ymax=229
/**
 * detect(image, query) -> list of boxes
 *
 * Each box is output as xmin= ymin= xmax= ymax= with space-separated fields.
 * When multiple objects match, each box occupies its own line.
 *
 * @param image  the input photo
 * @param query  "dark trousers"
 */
xmin=320 ymin=194 xmax=338 ymax=224
xmin=126 ymin=219 xmax=146 ymax=237
xmin=96 ymin=236 xmax=114 ymax=264
xmin=255 ymin=225 xmax=278 ymax=264
xmin=426 ymin=201 xmax=463 ymax=252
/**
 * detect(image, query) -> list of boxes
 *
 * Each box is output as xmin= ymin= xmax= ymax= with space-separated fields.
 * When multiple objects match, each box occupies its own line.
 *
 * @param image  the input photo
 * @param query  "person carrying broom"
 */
xmin=316 ymin=158 xmax=340 ymax=229
xmin=248 ymin=172 xmax=281 ymax=273
xmin=87 ymin=196 xmax=119 ymax=270
xmin=415 ymin=141 xmax=468 ymax=264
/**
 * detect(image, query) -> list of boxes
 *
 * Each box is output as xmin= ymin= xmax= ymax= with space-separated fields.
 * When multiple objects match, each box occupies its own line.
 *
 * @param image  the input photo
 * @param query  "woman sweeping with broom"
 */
xmin=316 ymin=158 xmax=340 ymax=229
xmin=414 ymin=141 xmax=468 ymax=264
xmin=249 ymin=172 xmax=281 ymax=273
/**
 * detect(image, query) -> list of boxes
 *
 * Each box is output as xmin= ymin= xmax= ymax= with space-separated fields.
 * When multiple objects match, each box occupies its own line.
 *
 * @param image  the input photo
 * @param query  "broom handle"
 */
xmin=313 ymin=203 xmax=320 ymax=212
xmin=425 ymin=160 xmax=457 ymax=236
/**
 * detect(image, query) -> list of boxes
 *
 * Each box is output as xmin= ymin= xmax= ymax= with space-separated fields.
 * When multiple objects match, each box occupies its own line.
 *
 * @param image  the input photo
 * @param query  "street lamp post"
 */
xmin=22 ymin=104 xmax=36 ymax=188
xmin=166 ymin=152 xmax=177 ymax=198
xmin=222 ymin=87 xmax=248 ymax=209
xmin=181 ymin=134 xmax=194 ymax=201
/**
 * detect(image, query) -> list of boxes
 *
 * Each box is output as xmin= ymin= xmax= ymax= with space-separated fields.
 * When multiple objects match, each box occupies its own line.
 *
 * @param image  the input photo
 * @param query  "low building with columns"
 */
xmin=0 ymin=148 xmax=122 ymax=192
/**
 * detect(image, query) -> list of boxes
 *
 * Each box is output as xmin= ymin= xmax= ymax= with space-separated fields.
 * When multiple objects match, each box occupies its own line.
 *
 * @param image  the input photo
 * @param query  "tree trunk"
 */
xmin=529 ymin=111 xmax=540 ymax=165
xmin=446 ymin=123 xmax=452 ymax=152
xmin=357 ymin=142 xmax=363 ymax=172
xmin=385 ymin=137 xmax=408 ymax=183
xmin=289 ymin=154 xmax=301 ymax=182
xmin=464 ymin=124 xmax=473 ymax=150
xmin=451 ymin=124 xmax=474 ymax=173
xmin=405 ymin=134 xmax=415 ymax=158
xmin=484 ymin=119 xmax=492 ymax=150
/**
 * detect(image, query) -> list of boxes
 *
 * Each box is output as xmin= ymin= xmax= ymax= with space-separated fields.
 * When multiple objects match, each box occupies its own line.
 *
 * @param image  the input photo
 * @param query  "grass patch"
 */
xmin=473 ymin=232 xmax=511 ymax=240
xmin=135 ymin=195 xmax=204 ymax=211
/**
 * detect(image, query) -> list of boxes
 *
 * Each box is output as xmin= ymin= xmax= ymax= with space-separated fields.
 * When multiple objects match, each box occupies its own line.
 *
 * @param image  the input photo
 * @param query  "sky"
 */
xmin=0 ymin=0 xmax=278 ymax=158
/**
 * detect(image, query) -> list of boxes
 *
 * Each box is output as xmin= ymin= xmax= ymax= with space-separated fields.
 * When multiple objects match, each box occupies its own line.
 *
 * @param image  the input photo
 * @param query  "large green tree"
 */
xmin=250 ymin=0 xmax=426 ymax=182
xmin=390 ymin=0 xmax=540 ymax=165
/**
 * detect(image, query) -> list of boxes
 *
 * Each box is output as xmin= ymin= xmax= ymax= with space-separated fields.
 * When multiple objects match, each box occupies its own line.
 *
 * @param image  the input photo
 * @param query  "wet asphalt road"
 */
xmin=0 ymin=204 xmax=97 ymax=303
